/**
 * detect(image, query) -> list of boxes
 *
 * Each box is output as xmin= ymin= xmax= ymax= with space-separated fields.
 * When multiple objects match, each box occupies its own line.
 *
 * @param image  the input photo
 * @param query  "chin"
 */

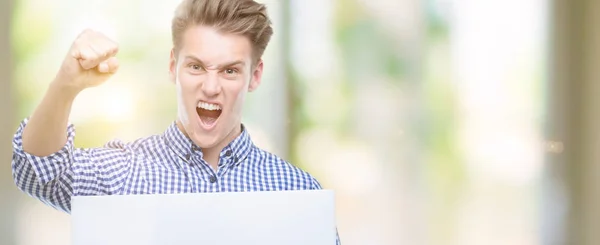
xmin=183 ymin=117 xmax=220 ymax=148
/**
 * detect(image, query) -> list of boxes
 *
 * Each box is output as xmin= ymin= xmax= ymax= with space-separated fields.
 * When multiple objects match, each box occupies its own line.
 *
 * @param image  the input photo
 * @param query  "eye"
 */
xmin=222 ymin=68 xmax=239 ymax=78
xmin=187 ymin=64 xmax=205 ymax=74
xmin=187 ymin=63 xmax=204 ymax=70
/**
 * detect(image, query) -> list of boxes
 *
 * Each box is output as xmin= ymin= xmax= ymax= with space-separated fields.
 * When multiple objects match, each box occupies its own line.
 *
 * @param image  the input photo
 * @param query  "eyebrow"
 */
xmin=183 ymin=55 xmax=246 ymax=69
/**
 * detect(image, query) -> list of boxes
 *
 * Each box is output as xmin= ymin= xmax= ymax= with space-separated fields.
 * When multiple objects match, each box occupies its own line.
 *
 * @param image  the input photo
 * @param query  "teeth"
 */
xmin=197 ymin=101 xmax=221 ymax=111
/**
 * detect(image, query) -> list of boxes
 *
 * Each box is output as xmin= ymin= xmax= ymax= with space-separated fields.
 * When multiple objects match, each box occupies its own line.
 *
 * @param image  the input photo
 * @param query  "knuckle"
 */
xmin=98 ymin=47 xmax=111 ymax=57
xmin=101 ymin=51 xmax=110 ymax=59
xmin=73 ymin=38 xmax=85 ymax=47
xmin=83 ymin=28 xmax=94 ymax=34
xmin=73 ymin=38 xmax=90 ymax=51
xmin=106 ymin=43 xmax=119 ymax=55
xmin=78 ymin=29 xmax=94 ymax=38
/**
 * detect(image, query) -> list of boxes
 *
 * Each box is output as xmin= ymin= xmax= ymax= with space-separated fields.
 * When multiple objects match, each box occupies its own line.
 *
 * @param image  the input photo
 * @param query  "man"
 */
xmin=11 ymin=0 xmax=340 ymax=243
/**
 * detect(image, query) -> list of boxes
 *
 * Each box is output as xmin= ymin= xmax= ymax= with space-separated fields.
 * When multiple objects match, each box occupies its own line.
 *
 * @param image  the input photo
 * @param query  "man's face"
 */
xmin=169 ymin=25 xmax=263 ymax=149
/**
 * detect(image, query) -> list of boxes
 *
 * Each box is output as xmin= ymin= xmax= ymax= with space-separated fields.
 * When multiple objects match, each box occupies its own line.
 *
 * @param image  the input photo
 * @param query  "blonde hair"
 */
xmin=172 ymin=0 xmax=273 ymax=63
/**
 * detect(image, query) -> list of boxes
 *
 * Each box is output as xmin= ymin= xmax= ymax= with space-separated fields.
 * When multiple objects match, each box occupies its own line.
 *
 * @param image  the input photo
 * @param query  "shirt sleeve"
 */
xmin=11 ymin=118 xmax=135 ymax=213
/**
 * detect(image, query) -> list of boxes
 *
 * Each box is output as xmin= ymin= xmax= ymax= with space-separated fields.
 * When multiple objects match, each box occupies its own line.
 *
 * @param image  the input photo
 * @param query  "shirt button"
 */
xmin=225 ymin=150 xmax=232 ymax=157
xmin=185 ymin=153 xmax=191 ymax=160
xmin=209 ymin=175 xmax=217 ymax=183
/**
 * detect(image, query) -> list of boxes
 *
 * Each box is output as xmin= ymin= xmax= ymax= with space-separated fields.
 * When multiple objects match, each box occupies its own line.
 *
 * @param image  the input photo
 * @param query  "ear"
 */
xmin=248 ymin=60 xmax=263 ymax=92
xmin=169 ymin=49 xmax=177 ymax=83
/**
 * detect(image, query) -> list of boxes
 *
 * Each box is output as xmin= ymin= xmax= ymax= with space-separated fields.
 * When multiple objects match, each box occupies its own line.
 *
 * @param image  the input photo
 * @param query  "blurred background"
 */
xmin=1 ymin=0 xmax=599 ymax=244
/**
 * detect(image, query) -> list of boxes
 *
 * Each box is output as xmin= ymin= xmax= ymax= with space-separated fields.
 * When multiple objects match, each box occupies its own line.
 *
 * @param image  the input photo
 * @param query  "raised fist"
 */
xmin=55 ymin=29 xmax=120 ymax=91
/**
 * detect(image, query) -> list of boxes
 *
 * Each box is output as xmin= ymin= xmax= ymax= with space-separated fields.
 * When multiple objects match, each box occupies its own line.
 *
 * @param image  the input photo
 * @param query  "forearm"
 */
xmin=22 ymin=80 xmax=81 ymax=156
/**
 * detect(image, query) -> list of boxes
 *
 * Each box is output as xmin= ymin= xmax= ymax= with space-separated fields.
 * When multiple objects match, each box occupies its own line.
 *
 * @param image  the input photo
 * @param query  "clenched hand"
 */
xmin=55 ymin=29 xmax=120 ymax=91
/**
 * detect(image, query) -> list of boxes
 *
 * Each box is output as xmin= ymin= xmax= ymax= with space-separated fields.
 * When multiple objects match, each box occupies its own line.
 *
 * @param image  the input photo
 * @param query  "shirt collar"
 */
xmin=163 ymin=122 xmax=254 ymax=167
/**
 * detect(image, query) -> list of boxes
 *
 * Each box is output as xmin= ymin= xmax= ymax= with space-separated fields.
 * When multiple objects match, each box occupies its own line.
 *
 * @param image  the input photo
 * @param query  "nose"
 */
xmin=201 ymin=73 xmax=221 ymax=97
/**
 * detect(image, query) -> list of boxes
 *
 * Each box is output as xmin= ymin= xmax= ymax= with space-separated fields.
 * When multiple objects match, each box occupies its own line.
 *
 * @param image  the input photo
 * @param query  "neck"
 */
xmin=175 ymin=120 xmax=242 ymax=169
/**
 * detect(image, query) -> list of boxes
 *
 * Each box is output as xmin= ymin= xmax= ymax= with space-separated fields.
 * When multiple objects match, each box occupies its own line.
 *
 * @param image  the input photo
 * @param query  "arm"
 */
xmin=12 ymin=119 xmax=134 ymax=213
xmin=22 ymin=29 xmax=119 ymax=157
xmin=21 ymin=82 xmax=80 ymax=156
xmin=12 ymin=29 xmax=123 ymax=213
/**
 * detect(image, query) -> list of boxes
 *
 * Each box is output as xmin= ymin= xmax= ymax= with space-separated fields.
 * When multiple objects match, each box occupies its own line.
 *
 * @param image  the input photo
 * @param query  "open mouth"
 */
xmin=196 ymin=101 xmax=222 ymax=128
